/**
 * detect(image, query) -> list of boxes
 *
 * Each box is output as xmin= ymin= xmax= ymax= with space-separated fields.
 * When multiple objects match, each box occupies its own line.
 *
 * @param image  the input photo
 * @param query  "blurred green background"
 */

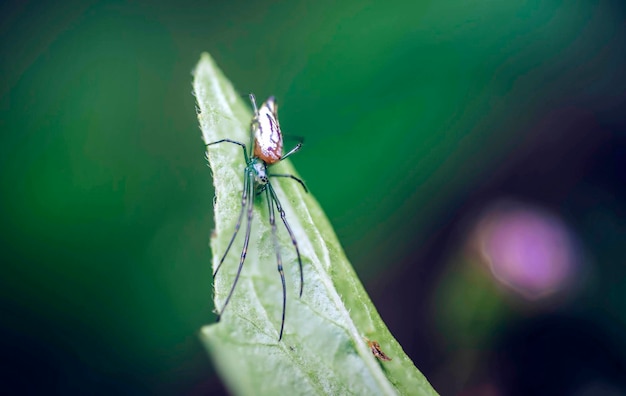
xmin=2 ymin=0 xmax=626 ymax=394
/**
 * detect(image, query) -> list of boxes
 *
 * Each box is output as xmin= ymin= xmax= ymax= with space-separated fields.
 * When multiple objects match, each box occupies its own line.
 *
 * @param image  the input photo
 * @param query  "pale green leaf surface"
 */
xmin=194 ymin=52 xmax=438 ymax=396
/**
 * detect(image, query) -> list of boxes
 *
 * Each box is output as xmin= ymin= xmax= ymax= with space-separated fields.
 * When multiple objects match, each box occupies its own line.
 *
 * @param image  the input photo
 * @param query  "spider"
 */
xmin=206 ymin=94 xmax=307 ymax=340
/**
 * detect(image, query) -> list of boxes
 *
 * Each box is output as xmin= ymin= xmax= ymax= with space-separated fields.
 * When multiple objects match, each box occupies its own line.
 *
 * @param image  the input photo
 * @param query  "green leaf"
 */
xmin=194 ymin=52 xmax=438 ymax=396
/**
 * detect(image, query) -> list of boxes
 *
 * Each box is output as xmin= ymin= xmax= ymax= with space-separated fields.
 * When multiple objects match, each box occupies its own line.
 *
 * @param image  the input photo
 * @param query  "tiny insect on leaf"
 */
xmin=365 ymin=337 xmax=392 ymax=362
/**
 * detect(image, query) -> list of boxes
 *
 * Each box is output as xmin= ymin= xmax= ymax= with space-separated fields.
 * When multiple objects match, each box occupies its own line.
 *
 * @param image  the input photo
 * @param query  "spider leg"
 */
xmin=269 ymin=173 xmax=308 ymax=193
xmin=248 ymin=94 xmax=260 ymax=149
xmin=268 ymin=184 xmax=304 ymax=299
xmin=213 ymin=166 xmax=249 ymax=278
xmin=255 ymin=184 xmax=267 ymax=197
xmin=281 ymin=142 xmax=302 ymax=161
xmin=266 ymin=185 xmax=286 ymax=340
xmin=216 ymin=169 xmax=255 ymax=321
xmin=249 ymin=93 xmax=258 ymax=113
xmin=205 ymin=139 xmax=249 ymax=163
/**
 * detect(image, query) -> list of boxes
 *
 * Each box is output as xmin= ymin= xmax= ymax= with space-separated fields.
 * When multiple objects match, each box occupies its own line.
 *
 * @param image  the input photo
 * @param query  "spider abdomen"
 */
xmin=253 ymin=96 xmax=283 ymax=164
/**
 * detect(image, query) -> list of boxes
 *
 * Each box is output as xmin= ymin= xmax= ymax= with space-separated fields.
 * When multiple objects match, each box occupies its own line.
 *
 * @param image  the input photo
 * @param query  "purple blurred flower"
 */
xmin=475 ymin=201 xmax=580 ymax=300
